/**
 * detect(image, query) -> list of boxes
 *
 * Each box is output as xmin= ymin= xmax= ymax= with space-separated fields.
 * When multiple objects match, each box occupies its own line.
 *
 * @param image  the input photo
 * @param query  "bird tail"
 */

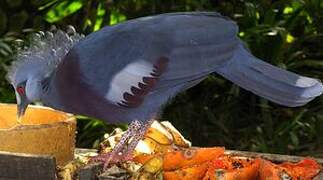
xmin=215 ymin=43 xmax=323 ymax=107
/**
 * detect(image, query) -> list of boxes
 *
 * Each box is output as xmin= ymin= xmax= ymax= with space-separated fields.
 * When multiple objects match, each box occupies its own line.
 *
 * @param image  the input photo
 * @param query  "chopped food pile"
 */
xmin=58 ymin=121 xmax=322 ymax=180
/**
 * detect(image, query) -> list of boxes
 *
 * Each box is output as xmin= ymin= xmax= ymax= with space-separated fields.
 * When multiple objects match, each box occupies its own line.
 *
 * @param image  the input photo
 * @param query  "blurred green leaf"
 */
xmin=94 ymin=2 xmax=106 ymax=31
xmin=45 ymin=0 xmax=83 ymax=23
xmin=110 ymin=10 xmax=127 ymax=25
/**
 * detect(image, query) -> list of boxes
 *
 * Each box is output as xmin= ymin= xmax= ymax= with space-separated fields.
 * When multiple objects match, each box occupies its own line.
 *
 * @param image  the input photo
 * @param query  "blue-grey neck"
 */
xmin=40 ymin=71 xmax=65 ymax=111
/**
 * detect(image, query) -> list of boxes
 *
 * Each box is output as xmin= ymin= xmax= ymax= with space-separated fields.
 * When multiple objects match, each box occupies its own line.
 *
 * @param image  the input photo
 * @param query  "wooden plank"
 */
xmin=76 ymin=148 xmax=103 ymax=180
xmin=98 ymin=165 xmax=130 ymax=180
xmin=313 ymin=172 xmax=323 ymax=180
xmin=75 ymin=148 xmax=98 ymax=154
xmin=75 ymin=148 xmax=323 ymax=164
xmin=225 ymin=150 xmax=323 ymax=164
xmin=0 ymin=151 xmax=56 ymax=180
xmin=78 ymin=162 xmax=103 ymax=180
xmin=75 ymin=148 xmax=323 ymax=179
xmin=226 ymin=150 xmax=323 ymax=179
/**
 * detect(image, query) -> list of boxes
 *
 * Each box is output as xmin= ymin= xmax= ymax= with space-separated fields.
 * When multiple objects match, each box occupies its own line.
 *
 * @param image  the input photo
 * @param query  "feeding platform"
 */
xmin=0 ymin=107 xmax=321 ymax=179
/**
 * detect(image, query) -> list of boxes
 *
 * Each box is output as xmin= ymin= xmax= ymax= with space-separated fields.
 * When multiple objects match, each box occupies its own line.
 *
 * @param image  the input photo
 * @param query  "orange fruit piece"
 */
xmin=279 ymin=158 xmax=321 ymax=179
xmin=204 ymin=157 xmax=260 ymax=180
xmin=134 ymin=147 xmax=225 ymax=171
xmin=162 ymin=147 xmax=225 ymax=171
xmin=164 ymin=163 xmax=208 ymax=180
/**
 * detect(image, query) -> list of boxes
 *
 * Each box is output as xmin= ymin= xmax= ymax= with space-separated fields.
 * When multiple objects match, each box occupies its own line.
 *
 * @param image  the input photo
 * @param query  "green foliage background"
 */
xmin=0 ymin=0 xmax=322 ymax=157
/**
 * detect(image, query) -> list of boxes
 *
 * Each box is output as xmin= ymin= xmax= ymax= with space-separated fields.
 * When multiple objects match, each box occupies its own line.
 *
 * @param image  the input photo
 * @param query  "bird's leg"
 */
xmin=91 ymin=120 xmax=142 ymax=167
xmin=121 ymin=119 xmax=154 ymax=161
xmin=110 ymin=120 xmax=142 ymax=159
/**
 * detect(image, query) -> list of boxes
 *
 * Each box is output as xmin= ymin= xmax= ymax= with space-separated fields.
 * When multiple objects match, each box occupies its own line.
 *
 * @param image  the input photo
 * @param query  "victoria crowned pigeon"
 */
xmin=7 ymin=12 xmax=323 ymax=166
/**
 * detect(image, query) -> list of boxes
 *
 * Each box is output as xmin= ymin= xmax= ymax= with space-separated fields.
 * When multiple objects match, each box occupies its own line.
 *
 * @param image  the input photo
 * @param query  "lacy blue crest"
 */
xmin=7 ymin=26 xmax=85 ymax=84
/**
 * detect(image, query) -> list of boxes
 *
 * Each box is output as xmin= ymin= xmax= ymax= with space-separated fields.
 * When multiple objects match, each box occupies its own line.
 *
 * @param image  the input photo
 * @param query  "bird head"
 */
xmin=8 ymin=58 xmax=47 ymax=118
xmin=6 ymin=26 xmax=84 ymax=118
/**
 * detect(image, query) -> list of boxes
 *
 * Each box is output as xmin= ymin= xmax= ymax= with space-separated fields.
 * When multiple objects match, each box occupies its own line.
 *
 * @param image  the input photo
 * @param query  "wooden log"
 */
xmin=0 ymin=150 xmax=56 ymax=180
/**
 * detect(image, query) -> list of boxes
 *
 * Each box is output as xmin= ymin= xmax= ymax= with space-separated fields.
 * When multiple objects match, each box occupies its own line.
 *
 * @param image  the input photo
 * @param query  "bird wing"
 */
xmin=106 ymin=57 xmax=168 ymax=107
xmin=72 ymin=12 xmax=238 ymax=109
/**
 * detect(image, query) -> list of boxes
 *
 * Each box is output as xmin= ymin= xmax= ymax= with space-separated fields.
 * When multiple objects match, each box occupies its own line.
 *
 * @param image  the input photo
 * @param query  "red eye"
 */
xmin=17 ymin=86 xmax=25 ymax=95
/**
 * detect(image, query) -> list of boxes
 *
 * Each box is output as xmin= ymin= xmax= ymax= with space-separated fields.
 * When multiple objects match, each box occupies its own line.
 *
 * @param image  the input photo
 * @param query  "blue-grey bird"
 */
xmin=7 ymin=12 xmax=323 ymax=165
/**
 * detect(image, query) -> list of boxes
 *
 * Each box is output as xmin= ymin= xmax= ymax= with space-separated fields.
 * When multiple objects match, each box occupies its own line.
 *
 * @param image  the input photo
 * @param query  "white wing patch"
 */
xmin=105 ymin=58 xmax=168 ymax=108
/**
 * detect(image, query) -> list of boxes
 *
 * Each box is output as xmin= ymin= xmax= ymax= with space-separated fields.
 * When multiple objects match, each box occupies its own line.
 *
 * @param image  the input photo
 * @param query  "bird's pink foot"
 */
xmin=90 ymin=151 xmax=134 ymax=169
xmin=90 ymin=120 xmax=154 ymax=169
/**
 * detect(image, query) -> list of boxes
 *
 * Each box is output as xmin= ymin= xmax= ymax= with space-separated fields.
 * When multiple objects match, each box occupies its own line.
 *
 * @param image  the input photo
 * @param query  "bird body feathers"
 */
xmin=9 ymin=12 xmax=323 ymax=124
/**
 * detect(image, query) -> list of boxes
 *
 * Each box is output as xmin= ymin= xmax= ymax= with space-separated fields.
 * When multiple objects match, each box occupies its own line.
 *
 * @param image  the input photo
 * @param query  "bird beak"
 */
xmin=16 ymin=93 xmax=29 ymax=119
xmin=17 ymin=102 xmax=28 ymax=119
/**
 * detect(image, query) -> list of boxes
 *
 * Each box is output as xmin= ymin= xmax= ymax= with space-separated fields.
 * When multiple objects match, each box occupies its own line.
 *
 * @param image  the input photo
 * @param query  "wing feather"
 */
xmin=105 ymin=58 xmax=168 ymax=107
